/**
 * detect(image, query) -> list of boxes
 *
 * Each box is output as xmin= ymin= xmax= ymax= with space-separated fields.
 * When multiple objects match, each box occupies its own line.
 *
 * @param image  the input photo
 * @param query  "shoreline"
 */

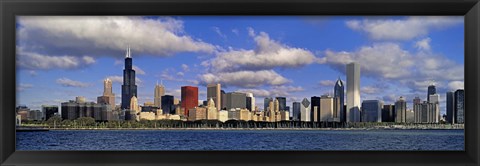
xmin=17 ymin=127 xmax=465 ymax=131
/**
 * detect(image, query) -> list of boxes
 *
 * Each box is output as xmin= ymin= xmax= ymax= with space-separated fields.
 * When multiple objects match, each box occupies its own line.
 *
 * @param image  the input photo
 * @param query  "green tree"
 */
xmin=76 ymin=117 xmax=96 ymax=127
xmin=46 ymin=116 xmax=62 ymax=127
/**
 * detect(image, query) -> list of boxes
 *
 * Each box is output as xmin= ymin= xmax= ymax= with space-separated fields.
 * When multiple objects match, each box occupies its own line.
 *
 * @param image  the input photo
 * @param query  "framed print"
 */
xmin=1 ymin=0 xmax=479 ymax=165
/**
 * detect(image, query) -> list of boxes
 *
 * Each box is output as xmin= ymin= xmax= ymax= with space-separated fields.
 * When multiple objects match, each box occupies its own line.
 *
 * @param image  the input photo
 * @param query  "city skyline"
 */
xmin=16 ymin=16 xmax=464 ymax=115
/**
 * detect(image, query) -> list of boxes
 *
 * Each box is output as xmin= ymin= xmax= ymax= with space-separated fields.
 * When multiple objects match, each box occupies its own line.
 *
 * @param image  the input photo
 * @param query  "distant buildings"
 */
xmin=361 ymin=100 xmax=383 ymax=122
xmin=121 ymin=46 xmax=138 ymax=110
xmin=181 ymin=86 xmax=198 ymax=116
xmin=346 ymin=62 xmax=361 ymax=122
xmin=61 ymin=97 xmax=115 ymax=121
xmin=206 ymin=98 xmax=218 ymax=120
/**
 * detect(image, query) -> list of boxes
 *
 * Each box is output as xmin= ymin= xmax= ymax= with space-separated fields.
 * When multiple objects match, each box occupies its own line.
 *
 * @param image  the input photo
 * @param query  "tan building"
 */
xmin=313 ymin=106 xmax=319 ymax=122
xmin=206 ymin=98 xmax=218 ymax=120
xmin=139 ymin=112 xmax=156 ymax=120
xmin=207 ymin=83 xmax=222 ymax=111
xmin=280 ymin=111 xmax=290 ymax=121
xmin=130 ymin=96 xmax=140 ymax=114
xmin=188 ymin=107 xmax=207 ymax=121
xmin=239 ymin=108 xmax=250 ymax=121
xmin=320 ymin=95 xmax=334 ymax=122
xmin=97 ymin=79 xmax=115 ymax=107
xmin=218 ymin=110 xmax=228 ymax=122
xmin=154 ymin=81 xmax=165 ymax=108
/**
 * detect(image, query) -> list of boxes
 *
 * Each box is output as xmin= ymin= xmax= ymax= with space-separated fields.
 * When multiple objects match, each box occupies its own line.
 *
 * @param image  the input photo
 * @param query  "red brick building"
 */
xmin=181 ymin=86 xmax=198 ymax=117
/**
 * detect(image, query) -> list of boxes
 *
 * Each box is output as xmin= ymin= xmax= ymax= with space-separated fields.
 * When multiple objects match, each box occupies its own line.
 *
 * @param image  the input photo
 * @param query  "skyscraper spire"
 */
xmin=125 ymin=45 xmax=131 ymax=58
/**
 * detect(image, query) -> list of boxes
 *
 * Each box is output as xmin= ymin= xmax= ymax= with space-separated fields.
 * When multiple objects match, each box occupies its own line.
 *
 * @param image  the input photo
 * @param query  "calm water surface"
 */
xmin=16 ymin=129 xmax=464 ymax=150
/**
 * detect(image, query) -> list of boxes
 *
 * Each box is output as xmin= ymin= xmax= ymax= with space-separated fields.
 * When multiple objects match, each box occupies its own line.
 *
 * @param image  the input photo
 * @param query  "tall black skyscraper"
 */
xmin=427 ymin=84 xmax=436 ymax=102
xmin=310 ymin=96 xmax=320 ymax=122
xmin=276 ymin=97 xmax=286 ymax=111
xmin=121 ymin=46 xmax=137 ymax=110
xmin=446 ymin=92 xmax=455 ymax=123
xmin=334 ymin=77 xmax=345 ymax=122
xmin=454 ymin=89 xmax=465 ymax=124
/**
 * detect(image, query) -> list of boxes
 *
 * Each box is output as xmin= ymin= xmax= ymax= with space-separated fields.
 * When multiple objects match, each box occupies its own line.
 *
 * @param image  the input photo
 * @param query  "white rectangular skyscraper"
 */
xmin=346 ymin=62 xmax=361 ymax=122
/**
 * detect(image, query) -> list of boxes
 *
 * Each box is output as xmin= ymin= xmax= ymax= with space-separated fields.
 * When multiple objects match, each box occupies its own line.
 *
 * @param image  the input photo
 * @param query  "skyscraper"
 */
xmin=427 ymin=84 xmax=436 ymax=102
xmin=382 ymin=104 xmax=395 ymax=122
xmin=454 ymin=89 xmax=464 ymax=124
xmin=42 ymin=105 xmax=59 ymax=121
xmin=346 ymin=62 xmax=361 ymax=122
xmin=161 ymin=95 xmax=174 ymax=115
xmin=446 ymin=91 xmax=455 ymax=123
xmin=181 ymin=86 xmax=198 ymax=116
xmin=226 ymin=92 xmax=247 ymax=110
xmin=207 ymin=83 xmax=221 ymax=111
xmin=121 ymin=46 xmax=137 ymax=110
xmin=276 ymin=97 xmax=286 ymax=111
xmin=300 ymin=98 xmax=311 ymax=122
xmin=413 ymin=96 xmax=421 ymax=104
xmin=221 ymin=90 xmax=226 ymax=110
xmin=395 ymin=96 xmax=407 ymax=123
xmin=292 ymin=102 xmax=301 ymax=121
xmin=334 ymin=77 xmax=345 ymax=122
xmin=264 ymin=97 xmax=273 ymax=111
xmin=310 ymin=96 xmax=320 ymax=122
xmin=154 ymin=80 xmax=165 ymax=108
xmin=98 ymin=78 xmax=115 ymax=108
xmin=320 ymin=95 xmax=334 ymax=122
xmin=245 ymin=92 xmax=255 ymax=112
xmin=361 ymin=100 xmax=383 ymax=122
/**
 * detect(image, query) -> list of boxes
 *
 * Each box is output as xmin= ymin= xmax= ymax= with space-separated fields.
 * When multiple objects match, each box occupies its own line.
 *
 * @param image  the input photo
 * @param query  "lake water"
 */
xmin=16 ymin=129 xmax=464 ymax=151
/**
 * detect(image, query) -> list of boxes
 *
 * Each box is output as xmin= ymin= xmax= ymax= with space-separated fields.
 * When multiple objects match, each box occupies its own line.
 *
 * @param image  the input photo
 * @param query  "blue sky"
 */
xmin=16 ymin=16 xmax=464 ymax=114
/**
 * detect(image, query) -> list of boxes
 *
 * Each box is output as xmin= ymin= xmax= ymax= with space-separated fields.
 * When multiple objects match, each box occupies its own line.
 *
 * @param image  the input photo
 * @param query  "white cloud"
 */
xmin=56 ymin=78 xmax=90 ymax=87
xmin=319 ymin=80 xmax=336 ymax=86
xmin=199 ymin=70 xmax=290 ymax=88
xmin=133 ymin=65 xmax=146 ymax=75
xmin=346 ymin=16 xmax=463 ymax=40
xmin=17 ymin=16 xmax=217 ymax=70
xmin=415 ymin=38 xmax=432 ymax=51
xmin=176 ymin=72 xmax=184 ymax=76
xmin=448 ymin=81 xmax=464 ymax=91
xmin=181 ymin=64 xmax=189 ymax=72
xmin=237 ymin=86 xmax=304 ymax=98
xmin=204 ymin=30 xmax=318 ymax=72
xmin=320 ymin=41 xmax=463 ymax=99
xmin=321 ymin=43 xmax=414 ymax=79
xmin=105 ymin=75 xmax=142 ymax=85
xmin=17 ymin=47 xmax=95 ymax=70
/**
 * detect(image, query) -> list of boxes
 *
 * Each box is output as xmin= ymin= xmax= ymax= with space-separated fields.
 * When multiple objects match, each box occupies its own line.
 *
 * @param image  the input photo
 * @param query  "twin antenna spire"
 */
xmin=125 ymin=45 xmax=132 ymax=58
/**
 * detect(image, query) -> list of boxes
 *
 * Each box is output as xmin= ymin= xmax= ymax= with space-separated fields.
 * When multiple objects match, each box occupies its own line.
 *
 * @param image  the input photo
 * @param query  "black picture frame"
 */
xmin=1 ymin=0 xmax=479 ymax=165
